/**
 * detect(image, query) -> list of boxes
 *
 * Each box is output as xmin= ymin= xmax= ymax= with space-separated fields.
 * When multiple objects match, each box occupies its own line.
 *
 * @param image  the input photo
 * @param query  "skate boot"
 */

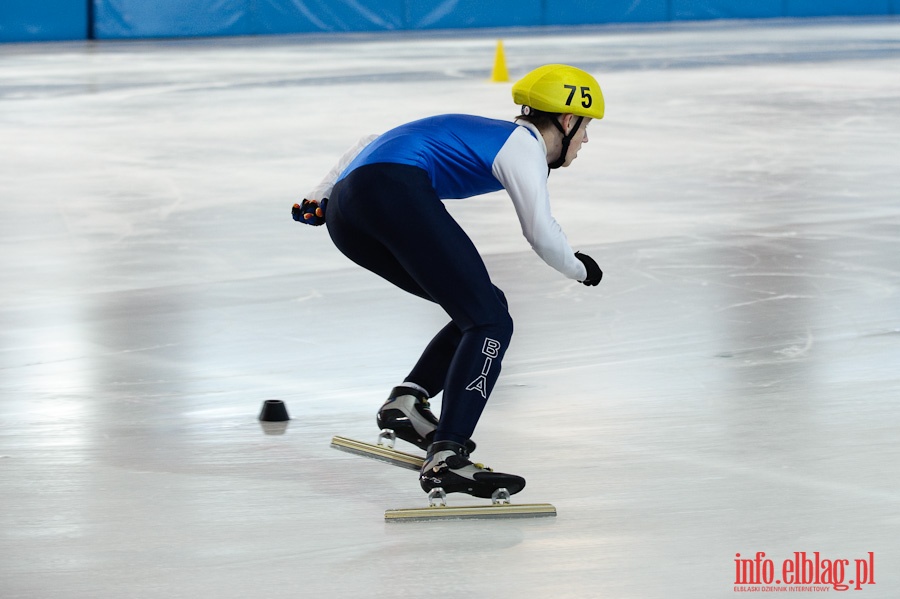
xmin=376 ymin=386 xmax=440 ymax=451
xmin=419 ymin=441 xmax=525 ymax=499
xmin=376 ymin=386 xmax=476 ymax=453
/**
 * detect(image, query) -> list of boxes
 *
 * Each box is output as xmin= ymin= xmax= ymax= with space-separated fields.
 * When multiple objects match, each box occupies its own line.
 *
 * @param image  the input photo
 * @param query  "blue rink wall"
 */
xmin=1 ymin=0 xmax=898 ymax=43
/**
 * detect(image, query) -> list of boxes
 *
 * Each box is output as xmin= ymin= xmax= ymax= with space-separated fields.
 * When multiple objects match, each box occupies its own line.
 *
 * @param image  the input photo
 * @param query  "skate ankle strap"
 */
xmin=429 ymin=440 xmax=470 ymax=458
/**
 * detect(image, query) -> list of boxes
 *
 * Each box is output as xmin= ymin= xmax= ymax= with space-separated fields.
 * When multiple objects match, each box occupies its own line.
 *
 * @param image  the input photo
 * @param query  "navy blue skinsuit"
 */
xmin=327 ymin=115 xmax=525 ymax=447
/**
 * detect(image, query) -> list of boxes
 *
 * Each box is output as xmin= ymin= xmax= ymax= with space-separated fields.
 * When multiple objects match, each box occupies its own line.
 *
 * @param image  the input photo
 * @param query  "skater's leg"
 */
xmin=326 ymin=176 xmax=445 ymax=450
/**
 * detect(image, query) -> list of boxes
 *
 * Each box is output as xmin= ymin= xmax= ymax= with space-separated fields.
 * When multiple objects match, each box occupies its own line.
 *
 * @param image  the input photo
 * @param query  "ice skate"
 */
xmin=418 ymin=441 xmax=525 ymax=498
xmin=375 ymin=385 xmax=439 ymax=451
xmin=383 ymin=441 xmax=553 ymax=521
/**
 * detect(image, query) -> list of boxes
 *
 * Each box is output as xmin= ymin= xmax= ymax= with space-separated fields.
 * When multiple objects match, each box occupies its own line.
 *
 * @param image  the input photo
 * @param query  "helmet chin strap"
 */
xmin=548 ymin=115 xmax=584 ymax=170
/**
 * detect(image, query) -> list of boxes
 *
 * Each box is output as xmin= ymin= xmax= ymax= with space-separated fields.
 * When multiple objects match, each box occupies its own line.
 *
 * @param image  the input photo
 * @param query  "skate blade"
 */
xmin=384 ymin=503 xmax=557 ymax=521
xmin=330 ymin=435 xmax=423 ymax=471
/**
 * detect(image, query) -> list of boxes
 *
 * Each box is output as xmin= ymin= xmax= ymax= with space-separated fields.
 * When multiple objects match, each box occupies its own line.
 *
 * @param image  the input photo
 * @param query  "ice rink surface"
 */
xmin=2 ymin=16 xmax=900 ymax=598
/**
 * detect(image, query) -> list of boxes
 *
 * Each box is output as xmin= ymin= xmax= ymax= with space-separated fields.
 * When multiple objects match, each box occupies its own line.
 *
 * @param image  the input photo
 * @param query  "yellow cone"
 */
xmin=490 ymin=40 xmax=509 ymax=83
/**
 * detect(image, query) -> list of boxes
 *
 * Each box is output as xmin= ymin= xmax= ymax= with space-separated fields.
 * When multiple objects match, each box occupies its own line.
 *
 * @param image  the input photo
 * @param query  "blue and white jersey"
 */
xmin=338 ymin=115 xmax=516 ymax=200
xmin=306 ymin=114 xmax=587 ymax=281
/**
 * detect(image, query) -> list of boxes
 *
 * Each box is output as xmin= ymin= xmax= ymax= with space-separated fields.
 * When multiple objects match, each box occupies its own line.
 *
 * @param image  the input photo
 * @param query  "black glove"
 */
xmin=292 ymin=198 xmax=327 ymax=226
xmin=574 ymin=252 xmax=603 ymax=286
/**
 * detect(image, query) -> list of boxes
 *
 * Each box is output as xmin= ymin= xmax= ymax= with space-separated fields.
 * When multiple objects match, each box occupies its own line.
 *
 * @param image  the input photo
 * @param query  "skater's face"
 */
xmin=543 ymin=114 xmax=591 ymax=168
xmin=559 ymin=114 xmax=591 ymax=168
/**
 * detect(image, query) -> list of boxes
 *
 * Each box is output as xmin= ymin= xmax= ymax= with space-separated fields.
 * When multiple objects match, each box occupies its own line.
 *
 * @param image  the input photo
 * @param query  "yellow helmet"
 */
xmin=512 ymin=64 xmax=604 ymax=120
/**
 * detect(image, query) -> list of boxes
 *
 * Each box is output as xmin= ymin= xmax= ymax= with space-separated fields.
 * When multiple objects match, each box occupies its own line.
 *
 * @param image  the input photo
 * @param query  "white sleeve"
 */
xmin=492 ymin=126 xmax=588 ymax=281
xmin=305 ymin=134 xmax=379 ymax=201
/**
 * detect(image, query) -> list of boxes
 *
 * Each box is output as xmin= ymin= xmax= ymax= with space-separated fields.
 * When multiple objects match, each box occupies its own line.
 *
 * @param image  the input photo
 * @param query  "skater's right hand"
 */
xmin=292 ymin=198 xmax=327 ymax=226
xmin=574 ymin=252 xmax=603 ymax=286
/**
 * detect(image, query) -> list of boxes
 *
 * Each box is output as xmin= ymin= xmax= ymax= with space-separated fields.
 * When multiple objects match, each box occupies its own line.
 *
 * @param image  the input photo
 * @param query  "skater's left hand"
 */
xmin=292 ymin=198 xmax=327 ymax=226
xmin=574 ymin=251 xmax=603 ymax=286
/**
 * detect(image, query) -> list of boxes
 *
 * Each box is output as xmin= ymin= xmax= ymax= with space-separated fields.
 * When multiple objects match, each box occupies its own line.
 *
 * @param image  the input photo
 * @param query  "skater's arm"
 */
xmin=492 ymin=126 xmax=588 ymax=281
xmin=305 ymin=134 xmax=379 ymax=201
